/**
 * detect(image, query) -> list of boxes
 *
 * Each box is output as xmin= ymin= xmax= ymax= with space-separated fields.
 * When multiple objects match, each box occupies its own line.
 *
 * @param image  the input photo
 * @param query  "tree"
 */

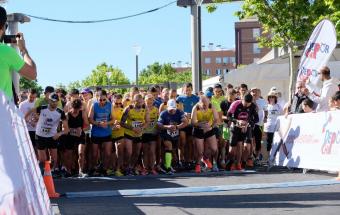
xmin=55 ymin=83 xmax=67 ymax=90
xmin=208 ymin=0 xmax=340 ymax=99
xmin=81 ymin=63 xmax=130 ymax=93
xmin=19 ymin=77 xmax=43 ymax=95
xmin=67 ymin=81 xmax=82 ymax=91
xmin=139 ymin=62 xmax=209 ymax=85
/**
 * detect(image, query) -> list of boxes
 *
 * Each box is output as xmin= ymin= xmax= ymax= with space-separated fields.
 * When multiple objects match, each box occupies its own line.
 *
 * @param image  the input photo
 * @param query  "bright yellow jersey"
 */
xmin=112 ymin=105 xmax=125 ymax=138
xmin=144 ymin=106 xmax=158 ymax=134
xmin=196 ymin=104 xmax=213 ymax=126
xmin=124 ymin=106 xmax=146 ymax=137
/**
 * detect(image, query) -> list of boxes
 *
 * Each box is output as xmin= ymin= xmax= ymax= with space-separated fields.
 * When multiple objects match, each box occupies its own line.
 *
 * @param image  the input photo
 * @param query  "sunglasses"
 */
xmin=99 ymin=98 xmax=107 ymax=102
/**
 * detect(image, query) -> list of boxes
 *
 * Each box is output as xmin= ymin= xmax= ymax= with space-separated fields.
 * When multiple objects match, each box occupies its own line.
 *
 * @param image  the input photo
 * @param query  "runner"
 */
xmin=111 ymin=94 xmax=125 ymax=176
xmin=149 ymin=86 xmax=163 ymax=108
xmin=29 ymin=93 xmax=69 ymax=176
xmin=142 ymin=94 xmax=159 ymax=175
xmin=250 ymin=87 xmax=268 ymax=166
xmin=239 ymin=83 xmax=248 ymax=99
xmin=34 ymin=86 xmax=62 ymax=109
xmin=19 ymin=88 xmax=38 ymax=156
xmin=120 ymin=94 xmax=149 ymax=175
xmin=227 ymin=93 xmax=259 ymax=170
xmin=191 ymin=95 xmax=219 ymax=173
xmin=211 ymin=84 xmax=225 ymax=169
xmin=158 ymin=99 xmax=188 ymax=174
xmin=220 ymin=89 xmax=237 ymax=169
xmin=88 ymin=90 xmax=115 ymax=176
xmin=176 ymin=83 xmax=200 ymax=170
xmin=63 ymin=98 xmax=89 ymax=177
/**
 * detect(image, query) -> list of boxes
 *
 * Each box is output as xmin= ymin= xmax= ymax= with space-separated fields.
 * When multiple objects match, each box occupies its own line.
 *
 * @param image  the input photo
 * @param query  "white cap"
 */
xmin=167 ymin=99 xmax=177 ymax=110
xmin=270 ymin=86 xmax=277 ymax=92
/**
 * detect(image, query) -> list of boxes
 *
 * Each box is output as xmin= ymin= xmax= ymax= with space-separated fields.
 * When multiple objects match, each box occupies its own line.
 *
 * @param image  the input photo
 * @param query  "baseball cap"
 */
xmin=250 ymin=87 xmax=258 ymax=91
xmin=44 ymin=86 xmax=55 ymax=94
xmin=204 ymin=90 xmax=213 ymax=98
xmin=270 ymin=86 xmax=277 ymax=92
xmin=49 ymin=92 xmax=59 ymax=102
xmin=167 ymin=99 xmax=177 ymax=111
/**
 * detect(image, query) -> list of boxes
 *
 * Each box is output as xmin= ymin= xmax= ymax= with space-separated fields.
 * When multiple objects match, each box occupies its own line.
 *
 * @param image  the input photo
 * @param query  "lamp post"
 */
xmin=133 ymin=45 xmax=142 ymax=87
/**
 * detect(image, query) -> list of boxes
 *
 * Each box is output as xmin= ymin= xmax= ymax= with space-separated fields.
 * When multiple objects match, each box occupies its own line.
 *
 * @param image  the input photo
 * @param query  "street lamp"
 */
xmin=133 ymin=45 xmax=142 ymax=87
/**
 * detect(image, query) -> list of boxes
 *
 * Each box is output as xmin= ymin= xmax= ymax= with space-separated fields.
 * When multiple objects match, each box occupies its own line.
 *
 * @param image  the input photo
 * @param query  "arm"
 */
xmin=17 ymin=33 xmax=37 ymax=80
xmin=142 ymin=109 xmax=150 ymax=130
xmin=120 ymin=107 xmax=133 ymax=130
xmin=211 ymin=107 xmax=220 ymax=127
xmin=82 ymin=110 xmax=90 ymax=130
xmin=177 ymin=114 xmax=188 ymax=129
xmin=24 ymin=107 xmax=37 ymax=121
xmin=191 ymin=105 xmax=198 ymax=127
xmin=88 ymin=104 xmax=98 ymax=126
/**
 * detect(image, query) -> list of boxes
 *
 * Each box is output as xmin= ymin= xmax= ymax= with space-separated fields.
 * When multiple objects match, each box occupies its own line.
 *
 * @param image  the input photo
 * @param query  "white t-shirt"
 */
xmin=264 ymin=103 xmax=283 ymax=133
xmin=255 ymin=98 xmax=268 ymax=126
xmin=35 ymin=105 xmax=66 ymax=138
xmin=19 ymin=99 xmax=36 ymax=131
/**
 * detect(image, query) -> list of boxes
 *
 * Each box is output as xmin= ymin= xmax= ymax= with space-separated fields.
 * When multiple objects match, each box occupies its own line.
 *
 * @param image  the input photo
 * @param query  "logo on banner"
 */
xmin=305 ymin=42 xmax=330 ymax=59
xmin=321 ymin=113 xmax=340 ymax=154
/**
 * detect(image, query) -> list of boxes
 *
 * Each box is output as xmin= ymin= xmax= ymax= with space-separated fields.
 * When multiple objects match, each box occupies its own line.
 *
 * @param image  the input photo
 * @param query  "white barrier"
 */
xmin=0 ymin=92 xmax=52 ymax=215
xmin=270 ymin=111 xmax=340 ymax=171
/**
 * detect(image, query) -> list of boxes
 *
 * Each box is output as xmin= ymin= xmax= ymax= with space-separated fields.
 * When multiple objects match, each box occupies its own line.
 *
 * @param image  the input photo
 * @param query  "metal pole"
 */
xmin=198 ymin=5 xmax=202 ymax=91
xmin=136 ymin=54 xmax=139 ymax=87
xmin=191 ymin=4 xmax=199 ymax=94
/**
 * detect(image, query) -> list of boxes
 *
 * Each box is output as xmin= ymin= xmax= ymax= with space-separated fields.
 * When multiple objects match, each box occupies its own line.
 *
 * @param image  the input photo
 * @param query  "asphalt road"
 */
xmin=51 ymin=168 xmax=340 ymax=215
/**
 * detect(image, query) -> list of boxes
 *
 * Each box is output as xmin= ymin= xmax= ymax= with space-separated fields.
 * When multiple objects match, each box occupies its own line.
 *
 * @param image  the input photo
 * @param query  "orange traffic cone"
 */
xmin=43 ymin=161 xmax=60 ymax=198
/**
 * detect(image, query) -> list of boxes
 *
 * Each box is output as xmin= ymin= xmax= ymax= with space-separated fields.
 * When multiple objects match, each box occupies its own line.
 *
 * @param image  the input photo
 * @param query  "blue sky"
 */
xmin=6 ymin=0 xmax=242 ymax=88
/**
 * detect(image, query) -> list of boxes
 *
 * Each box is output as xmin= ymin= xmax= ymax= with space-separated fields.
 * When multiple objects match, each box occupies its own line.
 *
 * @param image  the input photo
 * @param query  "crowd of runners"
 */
xmin=18 ymin=70 xmax=340 ymax=178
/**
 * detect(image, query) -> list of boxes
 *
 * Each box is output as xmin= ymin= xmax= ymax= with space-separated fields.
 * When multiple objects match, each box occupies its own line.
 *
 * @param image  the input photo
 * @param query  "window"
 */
xmin=223 ymin=57 xmax=229 ymax=64
xmin=230 ymin=57 xmax=235 ymax=63
xmin=204 ymin=57 xmax=211 ymax=64
xmin=253 ymin=43 xmax=261 ymax=54
xmin=215 ymin=57 xmax=222 ymax=64
xmin=206 ymin=69 xmax=211 ymax=76
xmin=216 ymin=69 xmax=222 ymax=76
xmin=253 ymin=28 xmax=260 ymax=39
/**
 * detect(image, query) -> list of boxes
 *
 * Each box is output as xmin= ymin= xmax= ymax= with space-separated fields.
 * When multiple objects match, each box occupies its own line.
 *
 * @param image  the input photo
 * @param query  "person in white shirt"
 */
xmin=306 ymin=66 xmax=339 ymax=112
xmin=19 ymin=88 xmax=38 ymax=155
xmin=264 ymin=91 xmax=283 ymax=153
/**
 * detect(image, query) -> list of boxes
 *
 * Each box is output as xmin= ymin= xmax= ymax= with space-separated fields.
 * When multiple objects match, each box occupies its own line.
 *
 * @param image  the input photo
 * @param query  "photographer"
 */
xmin=0 ymin=6 xmax=36 ymax=100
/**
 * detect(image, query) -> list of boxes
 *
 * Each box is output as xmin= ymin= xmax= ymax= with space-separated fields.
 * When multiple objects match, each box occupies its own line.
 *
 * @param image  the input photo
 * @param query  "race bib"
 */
xmin=69 ymin=128 xmax=81 ymax=137
xmin=41 ymin=127 xmax=51 ymax=135
xmin=167 ymin=129 xmax=179 ymax=137
xmin=132 ymin=121 xmax=142 ymax=128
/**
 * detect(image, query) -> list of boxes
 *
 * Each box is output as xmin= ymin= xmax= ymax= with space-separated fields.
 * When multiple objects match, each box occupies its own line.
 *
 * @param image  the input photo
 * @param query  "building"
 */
xmin=174 ymin=47 xmax=236 ymax=78
xmin=201 ymin=48 xmax=235 ymax=77
xmin=235 ymin=17 xmax=271 ymax=66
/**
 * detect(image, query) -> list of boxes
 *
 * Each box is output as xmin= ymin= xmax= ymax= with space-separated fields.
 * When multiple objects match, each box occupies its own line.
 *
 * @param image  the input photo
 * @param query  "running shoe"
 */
xmin=195 ymin=164 xmax=201 ymax=173
xmin=166 ymin=168 xmax=174 ymax=175
xmin=78 ymin=171 xmax=88 ymax=178
xmin=115 ymin=169 xmax=124 ymax=177
xmin=140 ymin=168 xmax=148 ymax=176
xmin=106 ymin=169 xmax=114 ymax=176
xmin=203 ymin=158 xmax=213 ymax=169
xmin=219 ymin=160 xmax=226 ymax=170
xmin=246 ymin=159 xmax=254 ymax=168
xmin=212 ymin=163 xmax=219 ymax=172
xmin=151 ymin=169 xmax=158 ymax=175
xmin=230 ymin=163 xmax=237 ymax=171
xmin=236 ymin=163 xmax=243 ymax=171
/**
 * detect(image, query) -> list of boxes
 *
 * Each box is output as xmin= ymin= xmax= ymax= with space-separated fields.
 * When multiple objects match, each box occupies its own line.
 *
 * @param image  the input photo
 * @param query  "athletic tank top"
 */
xmin=144 ymin=106 xmax=158 ymax=134
xmin=91 ymin=102 xmax=112 ymax=137
xmin=67 ymin=111 xmax=83 ymax=137
xmin=124 ymin=105 xmax=146 ymax=137
xmin=112 ymin=104 xmax=125 ymax=138
xmin=196 ymin=104 xmax=213 ymax=126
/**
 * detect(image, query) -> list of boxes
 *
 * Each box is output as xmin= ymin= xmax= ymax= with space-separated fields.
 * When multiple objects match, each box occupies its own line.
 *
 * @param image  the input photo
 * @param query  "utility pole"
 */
xmin=6 ymin=13 xmax=30 ymax=98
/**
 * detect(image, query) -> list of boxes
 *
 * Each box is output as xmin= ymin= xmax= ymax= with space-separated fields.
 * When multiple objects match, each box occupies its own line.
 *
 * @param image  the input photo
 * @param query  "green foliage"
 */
xmin=19 ymin=77 xmax=43 ymax=95
xmin=55 ymin=83 xmax=67 ymax=90
xmin=81 ymin=63 xmax=130 ymax=88
xmin=67 ymin=81 xmax=82 ymax=91
xmin=209 ymin=0 xmax=340 ymax=47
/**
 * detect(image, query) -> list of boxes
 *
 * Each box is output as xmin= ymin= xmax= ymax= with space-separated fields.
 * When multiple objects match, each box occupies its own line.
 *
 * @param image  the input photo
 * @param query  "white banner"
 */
xmin=297 ymin=19 xmax=337 ymax=93
xmin=270 ymin=111 xmax=340 ymax=172
xmin=0 ymin=92 xmax=52 ymax=214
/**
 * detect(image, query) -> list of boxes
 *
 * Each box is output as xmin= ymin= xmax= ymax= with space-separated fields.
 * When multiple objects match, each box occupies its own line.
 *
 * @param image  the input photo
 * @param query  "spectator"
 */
xmin=306 ymin=66 xmax=338 ymax=112
xmin=301 ymin=98 xmax=315 ymax=113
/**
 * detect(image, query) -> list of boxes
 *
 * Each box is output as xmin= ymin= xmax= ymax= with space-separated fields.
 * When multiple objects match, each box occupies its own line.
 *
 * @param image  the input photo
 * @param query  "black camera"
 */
xmin=2 ymin=34 xmax=20 ymax=44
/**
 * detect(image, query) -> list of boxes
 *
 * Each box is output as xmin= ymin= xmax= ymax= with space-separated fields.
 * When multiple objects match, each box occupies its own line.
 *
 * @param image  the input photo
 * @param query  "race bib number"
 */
xmin=69 ymin=128 xmax=81 ymax=137
xmin=167 ymin=129 xmax=179 ymax=137
xmin=132 ymin=121 xmax=142 ymax=128
xmin=41 ymin=127 xmax=51 ymax=135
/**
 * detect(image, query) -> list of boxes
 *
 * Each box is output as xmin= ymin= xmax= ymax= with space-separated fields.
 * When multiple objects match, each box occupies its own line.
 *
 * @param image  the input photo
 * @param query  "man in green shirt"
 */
xmin=0 ymin=6 xmax=36 ymax=100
